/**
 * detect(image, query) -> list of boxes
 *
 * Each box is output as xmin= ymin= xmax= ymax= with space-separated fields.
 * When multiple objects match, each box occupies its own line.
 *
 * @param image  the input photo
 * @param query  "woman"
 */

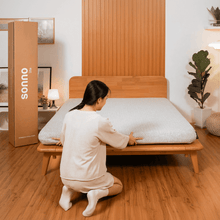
xmin=57 ymin=80 xmax=142 ymax=217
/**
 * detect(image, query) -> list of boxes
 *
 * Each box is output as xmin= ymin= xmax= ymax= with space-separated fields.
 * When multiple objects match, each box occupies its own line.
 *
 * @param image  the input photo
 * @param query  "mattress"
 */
xmin=38 ymin=98 xmax=197 ymax=145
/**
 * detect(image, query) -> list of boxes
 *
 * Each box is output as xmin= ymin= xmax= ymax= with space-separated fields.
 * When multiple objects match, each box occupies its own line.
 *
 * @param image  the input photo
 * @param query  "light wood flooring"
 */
xmin=0 ymin=126 xmax=220 ymax=220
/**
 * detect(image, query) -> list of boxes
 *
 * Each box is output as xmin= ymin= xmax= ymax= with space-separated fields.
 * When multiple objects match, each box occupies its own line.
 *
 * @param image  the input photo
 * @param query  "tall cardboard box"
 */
xmin=8 ymin=21 xmax=38 ymax=147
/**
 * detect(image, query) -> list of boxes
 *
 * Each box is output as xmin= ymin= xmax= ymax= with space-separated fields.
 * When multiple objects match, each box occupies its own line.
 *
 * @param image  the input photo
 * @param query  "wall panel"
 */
xmin=82 ymin=0 xmax=165 ymax=76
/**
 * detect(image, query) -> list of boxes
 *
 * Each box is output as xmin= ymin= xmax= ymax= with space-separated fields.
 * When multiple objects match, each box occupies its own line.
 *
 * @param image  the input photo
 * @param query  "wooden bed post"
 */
xmin=191 ymin=151 xmax=199 ymax=173
xmin=42 ymin=153 xmax=51 ymax=175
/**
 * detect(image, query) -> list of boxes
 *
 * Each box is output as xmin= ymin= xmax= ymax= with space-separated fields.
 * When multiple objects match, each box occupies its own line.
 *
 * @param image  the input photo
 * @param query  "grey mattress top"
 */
xmin=38 ymin=98 xmax=197 ymax=145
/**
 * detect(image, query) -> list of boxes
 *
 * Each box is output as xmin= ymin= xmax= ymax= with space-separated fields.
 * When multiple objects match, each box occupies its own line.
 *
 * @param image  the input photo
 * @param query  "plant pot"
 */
xmin=194 ymin=107 xmax=212 ymax=128
xmin=43 ymin=103 xmax=48 ymax=110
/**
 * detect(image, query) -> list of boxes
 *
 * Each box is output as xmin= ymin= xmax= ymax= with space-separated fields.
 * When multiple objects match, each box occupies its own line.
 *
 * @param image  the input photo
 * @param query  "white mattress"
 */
xmin=38 ymin=98 xmax=197 ymax=145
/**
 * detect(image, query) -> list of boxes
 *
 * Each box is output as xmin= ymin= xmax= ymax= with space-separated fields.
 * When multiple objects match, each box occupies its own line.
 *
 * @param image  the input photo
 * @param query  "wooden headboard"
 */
xmin=69 ymin=76 xmax=167 ymax=98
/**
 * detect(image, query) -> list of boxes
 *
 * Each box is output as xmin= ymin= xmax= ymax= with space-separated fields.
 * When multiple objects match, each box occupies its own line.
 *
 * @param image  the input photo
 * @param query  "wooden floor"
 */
xmin=0 ymin=127 xmax=220 ymax=220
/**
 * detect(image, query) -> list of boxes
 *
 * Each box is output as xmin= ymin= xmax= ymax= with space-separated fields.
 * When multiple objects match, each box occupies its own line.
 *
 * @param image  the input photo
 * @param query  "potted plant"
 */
xmin=207 ymin=7 xmax=220 ymax=26
xmin=187 ymin=50 xmax=212 ymax=128
xmin=39 ymin=95 xmax=49 ymax=109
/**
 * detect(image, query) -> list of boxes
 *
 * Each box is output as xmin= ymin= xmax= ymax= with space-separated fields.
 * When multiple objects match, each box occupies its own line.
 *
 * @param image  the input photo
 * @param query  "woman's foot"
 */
xmin=59 ymin=186 xmax=75 ymax=211
xmin=82 ymin=189 xmax=109 ymax=217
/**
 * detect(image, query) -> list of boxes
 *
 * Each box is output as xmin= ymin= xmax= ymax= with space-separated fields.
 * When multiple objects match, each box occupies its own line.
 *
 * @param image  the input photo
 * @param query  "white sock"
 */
xmin=59 ymin=185 xmax=75 ymax=211
xmin=82 ymin=189 xmax=109 ymax=217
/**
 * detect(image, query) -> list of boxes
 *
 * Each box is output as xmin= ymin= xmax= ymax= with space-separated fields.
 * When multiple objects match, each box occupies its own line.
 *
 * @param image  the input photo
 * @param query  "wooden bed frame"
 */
xmin=37 ymin=76 xmax=203 ymax=175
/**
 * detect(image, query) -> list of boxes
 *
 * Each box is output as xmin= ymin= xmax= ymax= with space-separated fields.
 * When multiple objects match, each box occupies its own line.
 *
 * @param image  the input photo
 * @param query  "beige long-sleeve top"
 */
xmin=60 ymin=109 xmax=129 ymax=181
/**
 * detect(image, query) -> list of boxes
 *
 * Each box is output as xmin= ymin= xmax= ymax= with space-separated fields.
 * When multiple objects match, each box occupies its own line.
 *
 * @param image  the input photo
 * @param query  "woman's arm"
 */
xmin=97 ymin=118 xmax=142 ymax=149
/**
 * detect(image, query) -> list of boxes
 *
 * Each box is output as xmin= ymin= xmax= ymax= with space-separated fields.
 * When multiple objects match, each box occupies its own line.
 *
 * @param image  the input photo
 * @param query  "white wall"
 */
xmin=0 ymin=0 xmax=220 ymax=122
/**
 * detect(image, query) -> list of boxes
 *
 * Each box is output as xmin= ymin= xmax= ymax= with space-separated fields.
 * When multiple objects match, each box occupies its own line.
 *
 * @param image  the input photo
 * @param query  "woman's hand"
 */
xmin=52 ymin=138 xmax=62 ymax=146
xmin=128 ymin=132 xmax=143 ymax=146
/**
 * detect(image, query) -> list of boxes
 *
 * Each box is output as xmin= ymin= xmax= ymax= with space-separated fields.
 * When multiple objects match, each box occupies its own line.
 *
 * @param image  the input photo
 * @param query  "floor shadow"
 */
xmin=106 ymin=155 xmax=181 ymax=168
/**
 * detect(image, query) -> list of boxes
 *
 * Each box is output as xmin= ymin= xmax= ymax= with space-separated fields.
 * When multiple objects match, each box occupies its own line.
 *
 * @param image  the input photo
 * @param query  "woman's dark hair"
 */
xmin=69 ymin=80 xmax=110 ymax=111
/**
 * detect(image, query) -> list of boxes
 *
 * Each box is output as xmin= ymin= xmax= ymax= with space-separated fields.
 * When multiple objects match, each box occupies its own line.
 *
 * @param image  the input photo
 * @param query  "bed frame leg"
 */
xmin=42 ymin=153 xmax=51 ymax=175
xmin=190 ymin=152 xmax=199 ymax=173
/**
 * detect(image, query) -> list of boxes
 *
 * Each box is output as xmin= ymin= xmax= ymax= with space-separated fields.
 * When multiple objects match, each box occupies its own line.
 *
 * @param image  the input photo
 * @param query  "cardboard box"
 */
xmin=8 ymin=21 xmax=38 ymax=147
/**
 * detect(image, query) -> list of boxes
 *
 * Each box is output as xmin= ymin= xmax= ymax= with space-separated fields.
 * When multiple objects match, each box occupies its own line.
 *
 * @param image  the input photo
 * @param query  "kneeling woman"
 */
xmin=58 ymin=80 xmax=142 ymax=217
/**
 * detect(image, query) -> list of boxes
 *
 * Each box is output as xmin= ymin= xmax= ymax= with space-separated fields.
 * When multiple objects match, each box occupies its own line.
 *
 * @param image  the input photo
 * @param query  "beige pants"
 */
xmin=61 ymin=172 xmax=114 ymax=193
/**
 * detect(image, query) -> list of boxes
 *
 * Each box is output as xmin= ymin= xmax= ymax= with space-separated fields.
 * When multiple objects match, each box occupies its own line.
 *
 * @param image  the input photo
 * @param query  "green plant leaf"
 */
xmin=188 ymin=71 xmax=201 ymax=80
xmin=202 ymin=92 xmax=210 ymax=103
xmin=205 ymin=66 xmax=212 ymax=74
xmin=188 ymin=91 xmax=202 ymax=107
xmin=192 ymin=79 xmax=201 ymax=87
xmin=188 ymin=84 xmax=201 ymax=93
xmin=188 ymin=91 xmax=199 ymax=99
xmin=188 ymin=72 xmax=197 ymax=78
xmin=189 ymin=62 xmax=197 ymax=70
